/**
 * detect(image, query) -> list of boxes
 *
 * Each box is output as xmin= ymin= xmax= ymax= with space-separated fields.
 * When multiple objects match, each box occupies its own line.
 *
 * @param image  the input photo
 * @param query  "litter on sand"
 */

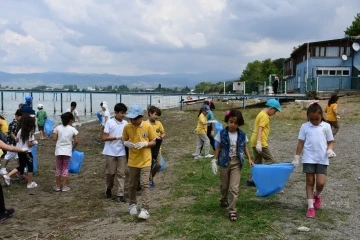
xmin=297 ymin=226 xmax=310 ymax=232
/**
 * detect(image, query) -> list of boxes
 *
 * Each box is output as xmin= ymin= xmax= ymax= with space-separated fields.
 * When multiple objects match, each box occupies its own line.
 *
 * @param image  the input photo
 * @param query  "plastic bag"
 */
xmin=214 ymin=121 xmax=223 ymax=149
xmin=31 ymin=145 xmax=38 ymax=174
xmin=252 ymin=163 xmax=294 ymax=197
xmin=97 ymin=111 xmax=103 ymax=124
xmin=159 ymin=156 xmax=166 ymax=172
xmin=44 ymin=118 xmax=54 ymax=137
xmin=68 ymin=150 xmax=85 ymax=174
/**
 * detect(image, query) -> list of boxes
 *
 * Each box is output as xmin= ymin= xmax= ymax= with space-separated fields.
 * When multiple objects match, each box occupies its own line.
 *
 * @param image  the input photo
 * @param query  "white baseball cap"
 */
xmin=37 ymin=103 xmax=43 ymax=108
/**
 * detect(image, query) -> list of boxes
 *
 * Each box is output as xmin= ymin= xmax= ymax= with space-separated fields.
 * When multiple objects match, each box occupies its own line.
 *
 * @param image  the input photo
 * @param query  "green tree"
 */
xmin=239 ymin=60 xmax=263 ymax=93
xmin=194 ymin=82 xmax=213 ymax=93
xmin=345 ymin=13 xmax=360 ymax=36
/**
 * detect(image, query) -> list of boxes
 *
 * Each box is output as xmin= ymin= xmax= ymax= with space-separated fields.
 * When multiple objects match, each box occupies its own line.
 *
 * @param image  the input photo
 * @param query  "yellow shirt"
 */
xmin=196 ymin=113 xmax=207 ymax=134
xmin=250 ymin=110 xmax=270 ymax=147
xmin=148 ymin=120 xmax=165 ymax=138
xmin=122 ymin=121 xmax=157 ymax=168
xmin=325 ymin=103 xmax=338 ymax=121
xmin=0 ymin=119 xmax=8 ymax=134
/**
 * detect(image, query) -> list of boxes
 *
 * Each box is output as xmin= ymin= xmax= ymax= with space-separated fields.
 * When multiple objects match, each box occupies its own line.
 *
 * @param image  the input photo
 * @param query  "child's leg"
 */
xmin=25 ymin=153 xmax=34 ymax=184
xmin=61 ymin=156 xmax=71 ymax=187
xmin=8 ymin=152 xmax=27 ymax=177
xmin=139 ymin=166 xmax=151 ymax=210
xmin=150 ymin=151 xmax=162 ymax=180
xmin=55 ymin=156 xmax=62 ymax=187
xmin=227 ymin=158 xmax=241 ymax=214
xmin=105 ymin=156 xmax=116 ymax=191
xmin=201 ymin=134 xmax=211 ymax=155
xmin=219 ymin=165 xmax=230 ymax=206
xmin=306 ymin=173 xmax=315 ymax=208
xmin=128 ymin=167 xmax=140 ymax=206
xmin=194 ymin=135 xmax=203 ymax=155
xmin=116 ymin=156 xmax=127 ymax=197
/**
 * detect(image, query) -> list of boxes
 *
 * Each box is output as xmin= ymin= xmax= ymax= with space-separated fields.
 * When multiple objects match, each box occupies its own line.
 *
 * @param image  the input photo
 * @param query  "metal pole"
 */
xmin=84 ymin=93 xmax=87 ymax=114
xmin=284 ymin=81 xmax=287 ymax=96
xmin=119 ymin=94 xmax=122 ymax=103
xmin=60 ymin=93 xmax=63 ymax=113
xmin=149 ymin=95 xmax=152 ymax=106
xmin=1 ymin=92 xmax=3 ymax=111
xmin=90 ymin=93 xmax=93 ymax=113
xmin=53 ymin=92 xmax=56 ymax=113
xmin=316 ymin=77 xmax=319 ymax=93
xmin=264 ymin=81 xmax=267 ymax=95
xmin=223 ymin=82 xmax=225 ymax=95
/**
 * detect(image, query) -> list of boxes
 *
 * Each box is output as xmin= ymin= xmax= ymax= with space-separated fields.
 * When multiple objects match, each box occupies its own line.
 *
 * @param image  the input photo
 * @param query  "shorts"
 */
xmin=303 ymin=163 xmax=328 ymax=175
xmin=252 ymin=147 xmax=275 ymax=164
xmin=38 ymin=125 xmax=44 ymax=131
xmin=4 ymin=151 xmax=18 ymax=161
xmin=327 ymin=121 xmax=339 ymax=130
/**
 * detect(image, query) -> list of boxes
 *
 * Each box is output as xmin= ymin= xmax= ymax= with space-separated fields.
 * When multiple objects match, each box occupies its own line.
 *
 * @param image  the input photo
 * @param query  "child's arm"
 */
xmin=292 ymin=140 xmax=304 ymax=166
xmin=0 ymin=140 xmax=27 ymax=152
xmin=244 ymin=144 xmax=254 ymax=166
xmin=255 ymin=126 xmax=263 ymax=152
xmin=73 ymin=134 xmax=79 ymax=150
xmin=326 ymin=141 xmax=336 ymax=158
xmin=52 ymin=127 xmax=58 ymax=141
xmin=102 ymin=132 xmax=121 ymax=142
xmin=211 ymin=142 xmax=221 ymax=174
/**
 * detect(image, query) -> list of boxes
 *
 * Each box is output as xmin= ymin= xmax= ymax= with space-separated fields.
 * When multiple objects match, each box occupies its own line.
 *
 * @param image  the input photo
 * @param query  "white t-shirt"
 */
xmin=54 ymin=125 xmax=79 ymax=156
xmin=102 ymin=118 xmax=127 ymax=157
xmin=101 ymin=110 xmax=111 ymax=126
xmin=298 ymin=121 xmax=334 ymax=165
xmin=66 ymin=108 xmax=79 ymax=121
xmin=215 ymin=131 xmax=249 ymax=157
xmin=16 ymin=129 xmax=35 ymax=151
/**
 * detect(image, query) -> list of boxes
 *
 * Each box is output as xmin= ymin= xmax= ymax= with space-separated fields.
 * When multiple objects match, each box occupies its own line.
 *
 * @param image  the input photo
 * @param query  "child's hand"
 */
xmin=124 ymin=141 xmax=135 ymax=149
xmin=211 ymin=159 xmax=217 ymax=175
xmin=248 ymin=159 xmax=254 ymax=167
xmin=292 ymin=155 xmax=300 ymax=167
xmin=256 ymin=141 xmax=262 ymax=153
xmin=32 ymin=140 xmax=38 ymax=145
xmin=135 ymin=142 xmax=148 ymax=149
xmin=327 ymin=149 xmax=336 ymax=158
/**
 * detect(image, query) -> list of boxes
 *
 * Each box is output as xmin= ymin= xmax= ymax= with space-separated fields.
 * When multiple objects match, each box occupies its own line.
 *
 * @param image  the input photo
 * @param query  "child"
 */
xmin=52 ymin=112 xmax=79 ymax=192
xmin=211 ymin=110 xmax=254 ymax=221
xmin=3 ymin=114 xmax=38 ymax=188
xmin=99 ymin=103 xmax=110 ymax=143
xmin=102 ymin=103 xmax=128 ymax=202
xmin=36 ymin=103 xmax=47 ymax=139
xmin=325 ymin=94 xmax=340 ymax=136
xmin=96 ymin=101 xmax=108 ymax=144
xmin=66 ymin=102 xmax=81 ymax=126
xmin=0 ymin=140 xmax=29 ymax=222
xmin=122 ymin=104 xmax=157 ymax=220
xmin=147 ymin=106 xmax=166 ymax=190
xmin=192 ymin=105 xmax=214 ymax=160
xmin=204 ymin=100 xmax=216 ymax=151
xmin=0 ymin=110 xmax=23 ymax=175
xmin=0 ymin=114 xmax=9 ymax=174
xmin=292 ymin=102 xmax=335 ymax=218
xmin=246 ymin=99 xmax=282 ymax=187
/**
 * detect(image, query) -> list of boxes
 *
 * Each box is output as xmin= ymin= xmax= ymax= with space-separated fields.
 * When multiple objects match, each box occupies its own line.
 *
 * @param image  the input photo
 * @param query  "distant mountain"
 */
xmin=0 ymin=71 xmax=239 ymax=89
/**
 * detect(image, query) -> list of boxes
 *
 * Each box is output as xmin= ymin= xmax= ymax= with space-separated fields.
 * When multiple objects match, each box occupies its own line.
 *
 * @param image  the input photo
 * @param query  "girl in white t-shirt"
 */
xmin=52 ymin=112 xmax=79 ymax=192
xmin=3 ymin=114 xmax=38 ymax=188
xmin=292 ymin=102 xmax=335 ymax=219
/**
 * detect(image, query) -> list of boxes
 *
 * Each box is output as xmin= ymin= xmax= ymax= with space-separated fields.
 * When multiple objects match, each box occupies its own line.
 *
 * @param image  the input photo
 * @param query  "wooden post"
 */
xmin=53 ymin=93 xmax=56 ymax=113
xmin=90 ymin=93 xmax=93 ymax=113
xmin=84 ymin=93 xmax=87 ymax=114
xmin=60 ymin=93 xmax=63 ymax=113
xmin=1 ymin=92 xmax=3 ymax=111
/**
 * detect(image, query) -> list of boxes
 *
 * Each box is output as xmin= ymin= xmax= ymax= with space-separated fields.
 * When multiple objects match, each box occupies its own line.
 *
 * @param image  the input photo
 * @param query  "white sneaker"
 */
xmin=192 ymin=153 xmax=199 ymax=157
xmin=138 ymin=208 xmax=150 ymax=220
xmin=27 ymin=181 xmax=38 ymax=189
xmin=204 ymin=154 xmax=214 ymax=158
xmin=3 ymin=175 xmax=10 ymax=186
xmin=0 ymin=168 xmax=7 ymax=175
xmin=194 ymin=155 xmax=204 ymax=160
xmin=129 ymin=204 xmax=138 ymax=216
xmin=62 ymin=186 xmax=71 ymax=192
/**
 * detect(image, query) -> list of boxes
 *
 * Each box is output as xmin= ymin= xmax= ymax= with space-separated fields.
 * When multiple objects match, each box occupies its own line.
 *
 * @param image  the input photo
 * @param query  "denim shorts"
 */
xmin=303 ymin=163 xmax=328 ymax=175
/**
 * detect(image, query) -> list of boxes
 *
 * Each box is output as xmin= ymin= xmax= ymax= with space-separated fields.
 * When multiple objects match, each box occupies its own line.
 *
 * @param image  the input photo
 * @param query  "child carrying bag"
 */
xmin=68 ymin=150 xmax=85 ymax=174
xmin=44 ymin=118 xmax=54 ymax=137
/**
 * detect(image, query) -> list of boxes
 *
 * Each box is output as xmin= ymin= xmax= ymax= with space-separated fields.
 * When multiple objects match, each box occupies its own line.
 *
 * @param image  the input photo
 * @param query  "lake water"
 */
xmin=0 ymin=91 xmax=183 ymax=123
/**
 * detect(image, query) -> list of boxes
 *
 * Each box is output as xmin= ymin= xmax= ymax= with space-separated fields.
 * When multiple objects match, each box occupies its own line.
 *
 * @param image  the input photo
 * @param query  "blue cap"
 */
xmin=201 ymin=105 xmax=210 ymax=112
xmin=126 ymin=105 xmax=144 ymax=118
xmin=265 ymin=99 xmax=282 ymax=112
xmin=25 ymin=96 xmax=33 ymax=102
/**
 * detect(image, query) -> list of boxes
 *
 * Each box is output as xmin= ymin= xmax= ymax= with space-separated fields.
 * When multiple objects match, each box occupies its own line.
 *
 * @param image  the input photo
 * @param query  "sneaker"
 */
xmin=0 ymin=168 xmax=7 ymax=175
xmin=62 ymin=186 xmax=71 ymax=192
xmin=3 ymin=175 xmax=10 ymax=186
xmin=204 ymin=154 xmax=214 ymax=158
xmin=129 ymin=204 xmax=138 ymax=216
xmin=0 ymin=208 xmax=15 ymax=222
xmin=116 ymin=196 xmax=126 ymax=203
xmin=314 ymin=195 xmax=322 ymax=209
xmin=53 ymin=186 xmax=61 ymax=192
xmin=191 ymin=153 xmax=199 ymax=157
xmin=27 ymin=181 xmax=38 ymax=189
xmin=16 ymin=172 xmax=27 ymax=181
xmin=105 ymin=188 xmax=112 ymax=198
xmin=149 ymin=180 xmax=155 ymax=190
xmin=306 ymin=207 xmax=315 ymax=218
xmin=194 ymin=155 xmax=204 ymax=160
xmin=246 ymin=180 xmax=256 ymax=187
xmin=138 ymin=208 xmax=150 ymax=220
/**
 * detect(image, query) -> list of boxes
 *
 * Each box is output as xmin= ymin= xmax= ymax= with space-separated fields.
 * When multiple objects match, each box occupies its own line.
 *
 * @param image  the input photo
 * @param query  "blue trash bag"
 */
xmin=44 ymin=118 xmax=54 ymax=137
xmin=68 ymin=150 xmax=85 ymax=174
xmin=252 ymin=163 xmax=295 ymax=197
xmin=31 ymin=145 xmax=38 ymax=174
xmin=214 ymin=121 xmax=223 ymax=149
xmin=159 ymin=156 xmax=166 ymax=172
xmin=97 ymin=111 xmax=103 ymax=124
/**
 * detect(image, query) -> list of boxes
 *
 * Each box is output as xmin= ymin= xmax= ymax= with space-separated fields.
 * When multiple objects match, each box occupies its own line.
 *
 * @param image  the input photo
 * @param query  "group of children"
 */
xmin=204 ymin=95 xmax=340 ymax=221
xmin=0 ymin=93 xmax=341 ymax=223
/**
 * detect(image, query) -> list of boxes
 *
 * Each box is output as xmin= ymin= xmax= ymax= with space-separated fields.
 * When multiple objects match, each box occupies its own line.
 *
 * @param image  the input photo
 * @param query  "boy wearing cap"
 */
xmin=192 ymin=105 xmax=214 ymax=159
xmin=66 ymin=102 xmax=81 ymax=126
xmin=122 ymin=105 xmax=157 ymax=220
xmin=246 ymin=99 xmax=282 ymax=186
xmin=36 ymin=104 xmax=47 ymax=139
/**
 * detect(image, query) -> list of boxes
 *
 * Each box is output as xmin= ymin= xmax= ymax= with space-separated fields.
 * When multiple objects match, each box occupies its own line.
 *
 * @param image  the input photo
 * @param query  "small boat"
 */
xmin=182 ymin=96 xmax=207 ymax=105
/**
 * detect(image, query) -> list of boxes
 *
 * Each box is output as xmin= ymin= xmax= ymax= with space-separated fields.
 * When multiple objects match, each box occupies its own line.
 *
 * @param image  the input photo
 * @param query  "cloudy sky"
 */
xmin=0 ymin=0 xmax=359 ymax=76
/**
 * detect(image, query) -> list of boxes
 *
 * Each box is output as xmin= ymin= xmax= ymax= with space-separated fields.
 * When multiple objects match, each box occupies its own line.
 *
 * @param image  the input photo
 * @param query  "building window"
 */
xmin=326 ymin=47 xmax=339 ymax=57
xmin=315 ymin=47 xmax=320 ymax=57
xmin=316 ymin=70 xmax=323 ymax=75
xmin=343 ymin=70 xmax=350 ymax=75
xmin=346 ymin=47 xmax=351 ymax=56
xmin=329 ymin=70 xmax=336 ymax=75
xmin=316 ymin=67 xmax=351 ymax=76
xmin=336 ymin=70 xmax=342 ymax=75
xmin=323 ymin=70 xmax=329 ymax=75
xmin=320 ymin=47 xmax=325 ymax=57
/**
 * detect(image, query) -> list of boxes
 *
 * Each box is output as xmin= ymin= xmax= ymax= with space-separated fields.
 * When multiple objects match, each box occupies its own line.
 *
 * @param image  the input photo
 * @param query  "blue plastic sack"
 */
xmin=44 ymin=118 xmax=54 ymax=137
xmin=97 ymin=111 xmax=103 ymax=124
xmin=159 ymin=156 xmax=166 ymax=172
xmin=68 ymin=150 xmax=85 ymax=174
xmin=252 ymin=163 xmax=295 ymax=197
xmin=31 ymin=145 xmax=38 ymax=174
xmin=214 ymin=121 xmax=223 ymax=149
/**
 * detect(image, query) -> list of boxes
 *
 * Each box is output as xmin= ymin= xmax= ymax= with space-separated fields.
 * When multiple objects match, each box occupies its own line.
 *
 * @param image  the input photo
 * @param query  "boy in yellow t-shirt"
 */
xmin=147 ymin=106 xmax=166 ymax=190
xmin=122 ymin=105 xmax=157 ymax=220
xmin=246 ymin=99 xmax=282 ymax=187
xmin=192 ymin=105 xmax=214 ymax=160
xmin=325 ymin=94 xmax=340 ymax=136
